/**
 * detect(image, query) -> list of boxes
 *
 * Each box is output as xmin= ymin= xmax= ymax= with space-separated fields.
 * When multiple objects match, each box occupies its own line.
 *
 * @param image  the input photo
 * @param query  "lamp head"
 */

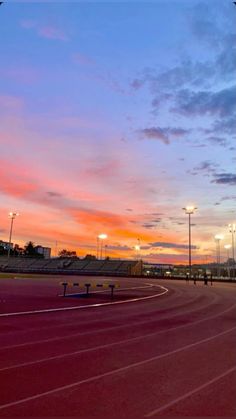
xmin=8 ymin=212 xmax=19 ymax=219
xmin=182 ymin=205 xmax=197 ymax=214
xmin=215 ymin=234 xmax=224 ymax=241
xmin=98 ymin=233 xmax=107 ymax=240
xmin=228 ymin=223 xmax=236 ymax=232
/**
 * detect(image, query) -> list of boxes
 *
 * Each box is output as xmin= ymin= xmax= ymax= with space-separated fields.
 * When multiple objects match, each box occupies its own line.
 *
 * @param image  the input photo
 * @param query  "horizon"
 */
xmin=0 ymin=0 xmax=235 ymax=264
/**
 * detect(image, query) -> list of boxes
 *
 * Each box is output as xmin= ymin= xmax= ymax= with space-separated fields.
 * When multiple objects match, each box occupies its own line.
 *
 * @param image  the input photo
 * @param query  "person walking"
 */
xmin=204 ymin=272 xmax=208 ymax=286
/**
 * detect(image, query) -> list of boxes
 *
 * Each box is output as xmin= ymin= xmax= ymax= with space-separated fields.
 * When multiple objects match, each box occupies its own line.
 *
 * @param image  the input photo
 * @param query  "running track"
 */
xmin=0 ymin=278 xmax=235 ymax=417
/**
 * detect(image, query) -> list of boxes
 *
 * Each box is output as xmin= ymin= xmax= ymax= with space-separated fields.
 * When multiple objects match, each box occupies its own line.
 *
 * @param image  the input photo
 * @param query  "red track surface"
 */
xmin=0 ymin=277 xmax=235 ymax=417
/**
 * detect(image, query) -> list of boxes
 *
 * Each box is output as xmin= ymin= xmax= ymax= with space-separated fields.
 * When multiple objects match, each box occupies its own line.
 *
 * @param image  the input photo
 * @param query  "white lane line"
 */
xmin=0 ymin=306 xmax=235 ymax=373
xmin=0 ymin=286 xmax=167 ymax=318
xmin=1 ymin=282 xmax=216 ymax=335
xmin=0 ymin=326 xmax=235 ymax=411
xmin=145 ymin=365 xmax=236 ymax=417
xmin=0 ymin=287 xmax=207 ymax=338
xmin=1 ymin=297 xmax=235 ymax=352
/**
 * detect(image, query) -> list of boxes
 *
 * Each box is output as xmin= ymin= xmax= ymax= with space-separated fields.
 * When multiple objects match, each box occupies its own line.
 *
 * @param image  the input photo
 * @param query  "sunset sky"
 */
xmin=0 ymin=0 xmax=235 ymax=263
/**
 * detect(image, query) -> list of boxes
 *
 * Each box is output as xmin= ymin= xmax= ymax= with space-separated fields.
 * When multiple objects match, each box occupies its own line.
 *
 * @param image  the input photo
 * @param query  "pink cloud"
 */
xmin=38 ymin=26 xmax=68 ymax=41
xmin=0 ymin=95 xmax=24 ymax=112
xmin=20 ymin=19 xmax=68 ymax=41
xmin=20 ymin=20 xmax=36 ymax=29
xmin=73 ymin=53 xmax=95 ymax=66
xmin=2 ymin=67 xmax=40 ymax=84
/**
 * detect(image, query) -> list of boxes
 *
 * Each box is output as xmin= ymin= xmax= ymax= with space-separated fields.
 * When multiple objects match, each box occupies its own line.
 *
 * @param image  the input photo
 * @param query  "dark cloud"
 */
xmin=188 ymin=160 xmax=218 ymax=176
xmin=210 ymin=116 xmax=236 ymax=136
xmin=130 ymin=26 xmax=235 ymax=119
xmin=194 ymin=160 xmax=218 ymax=173
xmin=215 ymin=34 xmax=236 ymax=79
xmin=142 ymin=223 xmax=156 ymax=229
xmin=149 ymin=241 xmax=197 ymax=250
xmin=212 ymin=173 xmax=236 ymax=185
xmin=47 ymin=191 xmax=62 ymax=198
xmin=139 ymin=126 xmax=189 ymax=144
xmin=189 ymin=1 xmax=227 ymax=48
xmin=130 ymin=78 xmax=145 ymax=90
xmin=150 ymin=212 xmax=164 ymax=216
xmin=172 ymin=86 xmax=236 ymax=118
xmin=207 ymin=136 xmax=229 ymax=147
xmin=151 ymin=218 xmax=161 ymax=223
xmin=106 ymin=244 xmax=132 ymax=251
xmin=221 ymin=195 xmax=236 ymax=201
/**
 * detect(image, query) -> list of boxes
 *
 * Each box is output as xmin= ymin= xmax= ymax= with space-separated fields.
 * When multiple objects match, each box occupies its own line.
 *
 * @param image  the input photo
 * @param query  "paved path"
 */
xmin=0 ymin=278 xmax=235 ymax=417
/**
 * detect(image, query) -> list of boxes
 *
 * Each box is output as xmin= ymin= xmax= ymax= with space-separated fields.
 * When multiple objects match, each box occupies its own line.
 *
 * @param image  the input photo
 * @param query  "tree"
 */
xmin=83 ymin=254 xmax=96 ymax=260
xmin=58 ymin=249 xmax=77 ymax=258
xmin=24 ymin=241 xmax=41 ymax=257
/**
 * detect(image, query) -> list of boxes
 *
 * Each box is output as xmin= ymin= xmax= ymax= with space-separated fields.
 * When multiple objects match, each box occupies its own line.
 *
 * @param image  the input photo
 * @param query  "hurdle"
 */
xmin=60 ymin=281 xmax=120 ymax=298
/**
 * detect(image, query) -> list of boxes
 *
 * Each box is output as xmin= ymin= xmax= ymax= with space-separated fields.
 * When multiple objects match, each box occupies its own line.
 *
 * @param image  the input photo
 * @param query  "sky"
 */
xmin=0 ymin=0 xmax=235 ymax=263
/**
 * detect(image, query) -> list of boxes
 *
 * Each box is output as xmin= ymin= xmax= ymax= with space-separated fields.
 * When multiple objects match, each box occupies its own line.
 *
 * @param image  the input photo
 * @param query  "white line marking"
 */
xmin=0 ymin=309 xmax=235 ymax=372
xmin=1 ymin=285 xmax=218 ymax=338
xmin=145 ymin=365 xmax=236 ymax=417
xmin=0 ymin=286 xmax=167 ymax=317
xmin=0 ymin=326 xmax=235 ymax=411
xmin=1 ymin=297 xmax=235 ymax=352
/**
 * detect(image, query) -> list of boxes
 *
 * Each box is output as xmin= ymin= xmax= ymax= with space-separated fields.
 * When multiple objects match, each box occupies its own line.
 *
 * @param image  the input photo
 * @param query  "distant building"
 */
xmin=0 ymin=240 xmax=13 ymax=250
xmin=143 ymin=263 xmax=173 ymax=277
xmin=35 ymin=245 xmax=51 ymax=259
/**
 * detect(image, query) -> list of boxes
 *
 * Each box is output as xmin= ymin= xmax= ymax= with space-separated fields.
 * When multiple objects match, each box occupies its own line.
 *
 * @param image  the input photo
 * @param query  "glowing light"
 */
xmin=98 ymin=233 xmax=107 ymax=240
xmin=182 ymin=205 xmax=197 ymax=214
xmin=215 ymin=234 xmax=224 ymax=241
xmin=8 ymin=212 xmax=19 ymax=219
xmin=228 ymin=223 xmax=236 ymax=233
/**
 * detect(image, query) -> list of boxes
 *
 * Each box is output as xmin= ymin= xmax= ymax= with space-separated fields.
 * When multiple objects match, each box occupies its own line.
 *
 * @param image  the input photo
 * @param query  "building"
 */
xmin=143 ymin=263 xmax=173 ymax=277
xmin=35 ymin=245 xmax=51 ymax=259
xmin=0 ymin=240 xmax=13 ymax=250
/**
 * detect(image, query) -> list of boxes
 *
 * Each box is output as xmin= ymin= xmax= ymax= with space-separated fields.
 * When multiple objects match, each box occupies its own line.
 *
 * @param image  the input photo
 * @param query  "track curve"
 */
xmin=0 ymin=277 xmax=235 ymax=417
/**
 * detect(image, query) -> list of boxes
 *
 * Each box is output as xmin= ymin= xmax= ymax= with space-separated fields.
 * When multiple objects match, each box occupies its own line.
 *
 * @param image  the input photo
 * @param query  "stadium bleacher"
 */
xmin=0 ymin=257 xmax=142 ymax=276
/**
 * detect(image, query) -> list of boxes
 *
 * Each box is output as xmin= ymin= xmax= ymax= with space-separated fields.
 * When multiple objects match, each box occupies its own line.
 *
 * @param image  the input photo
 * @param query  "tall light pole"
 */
xmin=97 ymin=234 xmax=107 ymax=260
xmin=8 ymin=212 xmax=19 ymax=259
xmin=228 ymin=223 xmax=235 ymax=262
xmin=215 ymin=234 xmax=224 ymax=278
xmin=104 ymin=244 xmax=108 ymax=259
xmin=182 ymin=205 xmax=197 ymax=279
xmin=134 ymin=245 xmax=140 ymax=260
xmin=224 ymin=244 xmax=231 ymax=278
xmin=134 ymin=238 xmax=141 ymax=260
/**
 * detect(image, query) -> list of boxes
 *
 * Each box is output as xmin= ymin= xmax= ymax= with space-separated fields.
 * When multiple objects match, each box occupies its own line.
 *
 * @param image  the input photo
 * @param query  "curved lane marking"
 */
xmin=0 ymin=325 xmax=235 ymax=411
xmin=1 ymin=296 xmax=235 ymax=352
xmin=0 ymin=286 xmax=213 ymax=338
xmin=145 ymin=364 xmax=236 ymax=416
xmin=0 ymin=285 xmax=168 ymax=317
xmin=0 ymin=298 xmax=236 ymax=371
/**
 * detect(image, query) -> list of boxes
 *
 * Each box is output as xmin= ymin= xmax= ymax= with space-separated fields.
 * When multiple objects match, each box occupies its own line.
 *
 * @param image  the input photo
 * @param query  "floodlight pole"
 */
xmin=215 ymin=235 xmax=224 ymax=278
xmin=97 ymin=237 xmax=99 ymax=259
xmin=183 ymin=206 xmax=197 ymax=280
xmin=188 ymin=212 xmax=191 ymax=277
xmin=229 ymin=224 xmax=235 ymax=262
xmin=8 ymin=212 xmax=19 ymax=259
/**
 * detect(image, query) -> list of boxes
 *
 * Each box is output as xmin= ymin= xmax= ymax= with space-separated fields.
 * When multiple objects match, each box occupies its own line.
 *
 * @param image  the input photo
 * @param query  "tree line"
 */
xmin=0 ymin=241 xmax=44 ymax=258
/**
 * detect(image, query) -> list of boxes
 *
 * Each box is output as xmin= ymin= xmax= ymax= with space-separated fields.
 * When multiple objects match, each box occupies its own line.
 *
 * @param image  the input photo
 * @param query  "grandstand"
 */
xmin=0 ymin=257 xmax=143 ymax=277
